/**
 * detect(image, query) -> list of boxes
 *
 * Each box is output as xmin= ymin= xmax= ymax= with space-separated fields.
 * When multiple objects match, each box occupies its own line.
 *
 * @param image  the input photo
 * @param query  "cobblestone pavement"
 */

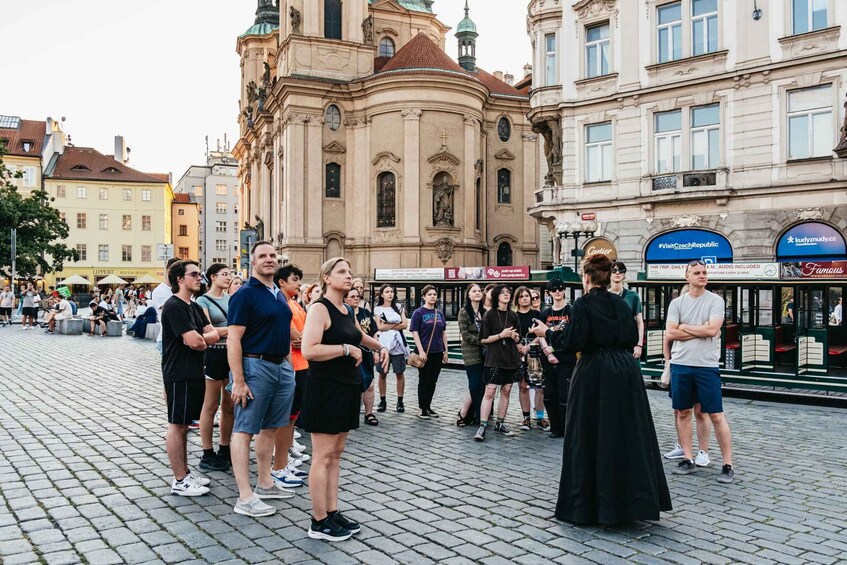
xmin=1 ymin=328 xmax=846 ymax=565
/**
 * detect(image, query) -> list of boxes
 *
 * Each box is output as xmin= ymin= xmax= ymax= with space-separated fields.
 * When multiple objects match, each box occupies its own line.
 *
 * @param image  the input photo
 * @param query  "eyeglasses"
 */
xmin=184 ymin=271 xmax=202 ymax=278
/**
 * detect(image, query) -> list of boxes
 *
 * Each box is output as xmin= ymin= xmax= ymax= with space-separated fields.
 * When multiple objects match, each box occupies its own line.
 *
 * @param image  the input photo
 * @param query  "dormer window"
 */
xmin=21 ymin=141 xmax=33 ymax=153
xmin=71 ymin=164 xmax=92 ymax=171
xmin=102 ymin=167 xmax=121 ymax=174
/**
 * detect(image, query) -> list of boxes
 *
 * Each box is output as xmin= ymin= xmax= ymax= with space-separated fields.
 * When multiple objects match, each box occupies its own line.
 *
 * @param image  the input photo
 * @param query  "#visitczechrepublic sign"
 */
xmin=645 ymin=229 xmax=733 ymax=263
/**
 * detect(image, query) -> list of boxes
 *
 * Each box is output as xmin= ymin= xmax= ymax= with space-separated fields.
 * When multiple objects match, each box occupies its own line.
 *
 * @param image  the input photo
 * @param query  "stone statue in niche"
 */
xmin=289 ymin=7 xmax=302 ymax=34
xmin=254 ymin=215 xmax=265 ymax=241
xmin=433 ymin=177 xmax=455 ymax=227
xmin=836 ymin=93 xmax=847 ymax=158
xmin=362 ymin=15 xmax=374 ymax=44
xmin=262 ymin=62 xmax=272 ymax=90
xmin=532 ymin=117 xmax=563 ymax=186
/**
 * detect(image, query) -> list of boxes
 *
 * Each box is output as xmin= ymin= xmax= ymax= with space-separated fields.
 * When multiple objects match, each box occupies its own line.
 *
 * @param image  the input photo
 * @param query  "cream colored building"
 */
xmin=527 ymin=0 xmax=847 ymax=270
xmin=234 ymin=0 xmax=541 ymax=278
xmin=0 ymin=116 xmax=56 ymax=196
xmin=172 ymin=193 xmax=201 ymax=262
xmin=43 ymin=137 xmax=173 ymax=286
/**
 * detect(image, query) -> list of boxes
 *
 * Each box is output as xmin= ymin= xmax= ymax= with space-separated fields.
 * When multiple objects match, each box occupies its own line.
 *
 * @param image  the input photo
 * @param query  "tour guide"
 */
xmin=227 ymin=241 xmax=296 ymax=517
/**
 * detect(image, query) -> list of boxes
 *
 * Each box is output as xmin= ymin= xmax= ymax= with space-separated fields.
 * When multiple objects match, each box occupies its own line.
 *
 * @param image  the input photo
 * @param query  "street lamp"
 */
xmin=557 ymin=220 xmax=598 ymax=271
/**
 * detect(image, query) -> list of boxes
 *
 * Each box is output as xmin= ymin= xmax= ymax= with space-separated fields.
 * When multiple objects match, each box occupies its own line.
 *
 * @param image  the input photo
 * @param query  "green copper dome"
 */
xmin=240 ymin=0 xmax=280 ymax=38
xmin=456 ymin=1 xmax=477 ymax=36
xmin=369 ymin=0 xmax=434 ymax=13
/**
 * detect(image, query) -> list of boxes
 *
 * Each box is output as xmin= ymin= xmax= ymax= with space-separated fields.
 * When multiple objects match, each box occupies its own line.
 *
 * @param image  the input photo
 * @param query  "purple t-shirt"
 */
xmin=410 ymin=307 xmax=446 ymax=354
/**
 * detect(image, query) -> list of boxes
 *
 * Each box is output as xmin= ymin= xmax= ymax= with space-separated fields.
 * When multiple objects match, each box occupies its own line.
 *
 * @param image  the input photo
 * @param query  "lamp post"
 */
xmin=556 ymin=221 xmax=598 ymax=271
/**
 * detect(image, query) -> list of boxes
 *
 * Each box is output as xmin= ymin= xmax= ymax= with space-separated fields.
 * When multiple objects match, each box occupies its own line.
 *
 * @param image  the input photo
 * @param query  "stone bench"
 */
xmin=106 ymin=320 xmax=123 ymax=337
xmin=56 ymin=318 xmax=84 ymax=335
xmin=144 ymin=323 xmax=161 ymax=341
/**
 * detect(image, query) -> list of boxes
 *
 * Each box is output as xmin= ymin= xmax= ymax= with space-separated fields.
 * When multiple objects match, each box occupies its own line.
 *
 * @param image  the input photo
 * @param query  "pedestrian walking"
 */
xmin=0 ymin=285 xmax=14 ymax=326
xmin=456 ymin=283 xmax=485 ymax=427
xmin=195 ymin=263 xmax=235 ymax=472
xmin=410 ymin=285 xmax=448 ymax=419
xmin=665 ymin=260 xmax=735 ymax=483
xmin=345 ymin=288 xmax=378 ymax=425
xmin=531 ymin=254 xmax=672 ymax=524
xmin=513 ymin=286 xmax=548 ymax=431
xmin=538 ymin=278 xmax=576 ymax=438
xmin=227 ymin=242 xmax=297 ymax=517
xmin=474 ymin=284 xmax=521 ymax=441
xmin=374 ymin=284 xmax=408 ymax=413
xmin=161 ymin=260 xmax=220 ymax=496
xmin=301 ymin=257 xmax=388 ymax=541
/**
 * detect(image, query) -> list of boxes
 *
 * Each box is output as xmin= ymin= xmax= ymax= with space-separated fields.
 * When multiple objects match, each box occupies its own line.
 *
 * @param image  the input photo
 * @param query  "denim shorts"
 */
xmin=670 ymin=364 xmax=723 ymax=414
xmin=232 ymin=357 xmax=295 ymax=435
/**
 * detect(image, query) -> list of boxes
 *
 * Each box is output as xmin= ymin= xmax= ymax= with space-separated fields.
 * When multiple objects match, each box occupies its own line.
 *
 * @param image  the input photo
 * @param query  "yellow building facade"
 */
xmin=0 ymin=116 xmax=50 ymax=196
xmin=171 ymin=193 xmax=201 ymax=262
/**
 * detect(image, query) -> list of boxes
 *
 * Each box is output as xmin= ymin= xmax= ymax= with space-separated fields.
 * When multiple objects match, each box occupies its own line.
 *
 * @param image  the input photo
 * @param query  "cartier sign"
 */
xmin=583 ymin=237 xmax=617 ymax=260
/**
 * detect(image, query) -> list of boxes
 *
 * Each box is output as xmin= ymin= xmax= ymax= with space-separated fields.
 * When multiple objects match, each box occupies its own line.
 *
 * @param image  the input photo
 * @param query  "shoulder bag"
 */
xmin=408 ymin=311 xmax=437 ymax=369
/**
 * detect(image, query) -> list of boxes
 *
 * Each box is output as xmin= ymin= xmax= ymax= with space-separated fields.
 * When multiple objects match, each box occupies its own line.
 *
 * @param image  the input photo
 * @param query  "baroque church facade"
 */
xmin=234 ymin=0 xmax=542 ymax=278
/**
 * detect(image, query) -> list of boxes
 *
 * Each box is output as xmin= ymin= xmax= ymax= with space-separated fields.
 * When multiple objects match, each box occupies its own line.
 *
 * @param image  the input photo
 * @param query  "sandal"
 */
xmin=456 ymin=411 xmax=467 ymax=427
xmin=364 ymin=413 xmax=379 ymax=426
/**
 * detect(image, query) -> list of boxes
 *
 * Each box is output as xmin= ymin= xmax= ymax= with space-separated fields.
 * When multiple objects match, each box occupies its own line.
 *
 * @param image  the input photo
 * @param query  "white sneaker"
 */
xmin=695 ymin=450 xmax=711 ymax=467
xmin=290 ymin=448 xmax=310 ymax=462
xmin=271 ymin=468 xmax=304 ymax=488
xmin=292 ymin=440 xmax=306 ymax=453
xmin=664 ymin=443 xmax=685 ymax=460
xmin=288 ymin=456 xmax=302 ymax=468
xmin=293 ymin=430 xmax=302 ymax=440
xmin=171 ymin=477 xmax=210 ymax=497
xmin=186 ymin=472 xmax=211 ymax=486
xmin=234 ymin=495 xmax=277 ymax=516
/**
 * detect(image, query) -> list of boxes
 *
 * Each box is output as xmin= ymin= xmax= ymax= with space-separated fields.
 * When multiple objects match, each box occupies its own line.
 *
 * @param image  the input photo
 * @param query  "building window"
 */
xmin=216 ymin=202 xmax=227 ymax=214
xmin=98 ymin=245 xmax=109 ymax=262
xmin=141 ymin=245 xmax=151 ymax=262
xmin=324 ymin=0 xmax=342 ymax=39
xmin=215 ymin=184 xmax=227 ymax=195
xmin=122 ymin=215 xmax=132 ymax=230
xmin=77 ymin=186 xmax=87 ymax=199
xmin=179 ymin=247 xmax=190 ymax=260
xmin=657 ymin=2 xmax=682 ymax=63
xmin=141 ymin=189 xmax=151 ymax=201
xmin=99 ymin=214 xmax=108 ymax=230
xmin=325 ymin=163 xmax=342 ymax=198
xmin=376 ymin=172 xmax=396 ymax=228
xmin=379 ymin=37 xmax=395 ymax=57
xmin=122 ymin=245 xmax=132 ymax=262
xmin=56 ymin=185 xmax=66 ymax=198
xmin=142 ymin=215 xmax=151 ymax=231
xmin=22 ymin=167 xmax=36 ymax=187
xmin=788 ymin=85 xmax=833 ymax=160
xmin=216 ymin=240 xmax=227 ymax=251
xmin=544 ymin=33 xmax=557 ymax=86
xmin=99 ymin=187 xmax=108 ymax=200
xmin=691 ymin=104 xmax=720 ymax=169
xmin=585 ymin=23 xmax=610 ymax=78
xmin=216 ymin=221 xmax=227 ymax=232
xmin=692 ymin=0 xmax=718 ymax=56
xmin=497 ymin=242 xmax=513 ymax=266
xmin=497 ymin=118 xmax=511 ymax=142
xmin=60 ymin=212 xmax=66 ymax=223
xmin=179 ymin=224 xmax=188 ymax=237
xmin=178 ymin=209 xmax=185 ymax=215
xmin=793 ymin=0 xmax=827 ymax=35
xmin=655 ymin=110 xmax=682 ymax=173
xmin=497 ymin=169 xmax=511 ymax=204
xmin=194 ymin=185 xmax=203 ymax=196
xmin=585 ymin=122 xmax=613 ymax=182
xmin=122 ymin=189 xmax=132 ymax=201
xmin=475 ymin=178 xmax=481 ymax=230
xmin=76 ymin=244 xmax=87 ymax=261
xmin=325 ymin=105 xmax=341 ymax=131
xmin=77 ymin=213 xmax=86 ymax=229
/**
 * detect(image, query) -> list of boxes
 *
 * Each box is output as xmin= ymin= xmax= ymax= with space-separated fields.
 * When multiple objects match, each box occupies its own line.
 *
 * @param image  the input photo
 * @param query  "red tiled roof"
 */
xmin=380 ymin=33 xmax=469 ymax=76
xmin=514 ymin=74 xmax=532 ymax=94
xmin=173 ymin=193 xmax=193 ymax=204
xmin=150 ymin=173 xmax=171 ymax=183
xmin=50 ymin=146 xmax=166 ymax=184
xmin=471 ymin=68 xmax=527 ymax=98
xmin=0 ymin=118 xmax=46 ymax=158
xmin=374 ymin=56 xmax=392 ymax=73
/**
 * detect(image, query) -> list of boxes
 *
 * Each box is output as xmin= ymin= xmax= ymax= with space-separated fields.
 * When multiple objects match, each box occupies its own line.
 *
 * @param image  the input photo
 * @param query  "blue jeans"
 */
xmin=465 ymin=363 xmax=484 ymax=423
xmin=232 ymin=357 xmax=296 ymax=435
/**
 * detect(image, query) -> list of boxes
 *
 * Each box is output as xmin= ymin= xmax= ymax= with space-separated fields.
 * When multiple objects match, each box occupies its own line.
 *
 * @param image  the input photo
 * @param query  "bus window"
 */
xmin=757 ymin=288 xmax=773 ymax=326
xmin=809 ymin=289 xmax=825 ymax=329
xmin=780 ymin=289 xmax=794 ymax=325
xmin=830 ymin=288 xmax=843 ymax=326
xmin=740 ymin=287 xmax=752 ymax=326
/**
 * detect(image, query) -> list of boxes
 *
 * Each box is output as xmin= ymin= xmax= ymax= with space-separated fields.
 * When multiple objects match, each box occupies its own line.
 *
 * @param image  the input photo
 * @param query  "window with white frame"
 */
xmin=216 ymin=240 xmax=227 ymax=251
xmin=788 ymin=85 xmax=833 ymax=160
xmin=122 ymin=215 xmax=132 ymax=230
xmin=60 ymin=212 xmax=66 ymax=223
xmin=98 ymin=245 xmax=109 ymax=262
xmin=77 ymin=186 xmax=87 ymax=199
xmin=692 ymin=0 xmax=718 ymax=56
xmin=657 ymin=2 xmax=682 ymax=63
xmin=194 ymin=185 xmax=203 ymax=196
xmin=77 ymin=213 xmax=86 ymax=229
xmin=545 ymin=33 xmax=557 ymax=86
xmin=216 ymin=202 xmax=227 ymax=214
xmin=99 ymin=187 xmax=108 ymax=200
xmin=216 ymin=221 xmax=227 ymax=233
xmin=691 ymin=104 xmax=720 ymax=169
xmin=585 ymin=122 xmax=613 ymax=182
xmin=141 ymin=215 xmax=151 ymax=231
xmin=56 ymin=185 xmax=66 ymax=198
xmin=22 ymin=167 xmax=36 ymax=187
xmin=141 ymin=245 xmax=151 ymax=262
xmin=76 ymin=244 xmax=87 ymax=261
xmin=585 ymin=23 xmax=610 ymax=78
xmin=122 ymin=245 xmax=132 ymax=262
xmin=99 ymin=214 xmax=108 ymax=230
xmin=792 ymin=0 xmax=827 ymax=35
xmin=379 ymin=37 xmax=395 ymax=58
xmin=655 ymin=110 xmax=682 ymax=173
xmin=215 ymin=184 xmax=227 ymax=195
xmin=122 ymin=189 xmax=132 ymax=201
xmin=141 ymin=189 xmax=151 ymax=201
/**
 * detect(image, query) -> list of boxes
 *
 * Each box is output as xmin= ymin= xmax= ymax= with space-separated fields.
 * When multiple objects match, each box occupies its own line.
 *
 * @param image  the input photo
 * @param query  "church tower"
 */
xmin=456 ymin=1 xmax=478 ymax=72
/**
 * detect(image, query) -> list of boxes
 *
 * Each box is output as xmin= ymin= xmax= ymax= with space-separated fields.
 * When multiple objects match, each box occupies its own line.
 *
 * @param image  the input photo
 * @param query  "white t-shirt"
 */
xmin=0 ymin=292 xmax=13 ymax=308
xmin=374 ymin=305 xmax=408 ymax=356
xmin=667 ymin=290 xmax=725 ymax=368
xmin=55 ymin=299 xmax=73 ymax=320
xmin=150 ymin=282 xmax=173 ymax=343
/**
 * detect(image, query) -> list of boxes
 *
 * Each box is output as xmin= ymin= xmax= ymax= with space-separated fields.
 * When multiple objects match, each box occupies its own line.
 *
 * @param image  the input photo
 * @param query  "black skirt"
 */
xmin=302 ymin=377 xmax=361 ymax=435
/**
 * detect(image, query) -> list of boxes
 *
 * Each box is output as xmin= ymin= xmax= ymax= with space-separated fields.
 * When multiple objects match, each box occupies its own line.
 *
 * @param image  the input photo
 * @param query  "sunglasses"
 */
xmin=612 ymin=268 xmax=626 ymax=274
xmin=531 ymin=295 xmax=540 ymax=300
xmin=688 ymin=260 xmax=706 ymax=266
xmin=550 ymin=287 xmax=565 ymax=292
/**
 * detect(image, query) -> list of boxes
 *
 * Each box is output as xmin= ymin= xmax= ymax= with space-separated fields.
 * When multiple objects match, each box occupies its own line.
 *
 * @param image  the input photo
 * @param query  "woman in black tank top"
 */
xmin=301 ymin=258 xmax=389 ymax=541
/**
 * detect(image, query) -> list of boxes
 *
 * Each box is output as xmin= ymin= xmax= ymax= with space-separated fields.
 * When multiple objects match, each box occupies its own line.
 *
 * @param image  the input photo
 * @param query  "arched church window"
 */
xmin=497 ymin=117 xmax=511 ymax=142
xmin=377 ymin=172 xmax=396 ymax=228
xmin=325 ymin=163 xmax=341 ymax=198
xmin=324 ymin=0 xmax=342 ymax=40
xmin=497 ymin=168 xmax=511 ymax=204
xmin=497 ymin=242 xmax=513 ymax=266
xmin=325 ymin=105 xmax=341 ymax=131
xmin=379 ymin=37 xmax=395 ymax=57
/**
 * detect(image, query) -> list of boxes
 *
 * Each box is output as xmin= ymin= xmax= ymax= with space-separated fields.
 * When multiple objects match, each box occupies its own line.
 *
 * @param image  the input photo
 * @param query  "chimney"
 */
xmin=504 ymin=72 xmax=514 ymax=85
xmin=523 ymin=63 xmax=533 ymax=77
xmin=494 ymin=71 xmax=504 ymax=81
xmin=114 ymin=135 xmax=127 ymax=164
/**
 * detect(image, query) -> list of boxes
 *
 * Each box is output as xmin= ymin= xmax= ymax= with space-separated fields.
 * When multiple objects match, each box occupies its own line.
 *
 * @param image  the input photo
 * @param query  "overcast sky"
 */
xmin=2 ymin=0 xmax=532 ymax=179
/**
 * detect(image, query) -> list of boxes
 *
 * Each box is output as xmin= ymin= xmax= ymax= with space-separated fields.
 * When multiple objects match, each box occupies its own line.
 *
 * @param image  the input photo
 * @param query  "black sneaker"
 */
xmin=329 ymin=511 xmax=360 ymax=534
xmin=426 ymin=409 xmax=439 ymax=418
xmin=376 ymin=399 xmax=387 ymax=413
xmin=199 ymin=453 xmax=229 ymax=472
xmin=308 ymin=516 xmax=353 ymax=542
xmin=673 ymin=459 xmax=697 ymax=475
xmin=396 ymin=399 xmax=405 ymax=413
xmin=717 ymin=464 xmax=735 ymax=484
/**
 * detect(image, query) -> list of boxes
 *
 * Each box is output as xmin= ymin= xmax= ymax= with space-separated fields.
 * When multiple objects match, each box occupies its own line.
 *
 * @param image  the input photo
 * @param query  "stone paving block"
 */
xmin=0 ymin=539 xmax=34 ymax=556
xmin=42 ymin=550 xmax=83 ymax=565
xmin=83 ymin=547 xmax=124 ymax=564
xmin=3 ymin=551 xmax=42 ymax=565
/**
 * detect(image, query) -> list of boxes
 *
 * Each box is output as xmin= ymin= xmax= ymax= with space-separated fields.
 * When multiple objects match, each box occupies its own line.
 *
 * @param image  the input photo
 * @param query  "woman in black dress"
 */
xmin=531 ymin=254 xmax=671 ymax=524
xmin=345 ymin=287 xmax=379 ymax=426
xmin=301 ymin=258 xmax=389 ymax=541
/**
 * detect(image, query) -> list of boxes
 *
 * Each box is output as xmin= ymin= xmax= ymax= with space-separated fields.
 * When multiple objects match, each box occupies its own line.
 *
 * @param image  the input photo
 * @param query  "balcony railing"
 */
xmin=652 ymin=171 xmax=718 ymax=191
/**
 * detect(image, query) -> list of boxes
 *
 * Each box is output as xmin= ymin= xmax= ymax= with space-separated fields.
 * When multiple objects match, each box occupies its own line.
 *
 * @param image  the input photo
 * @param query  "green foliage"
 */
xmin=0 ymin=147 xmax=78 ymax=278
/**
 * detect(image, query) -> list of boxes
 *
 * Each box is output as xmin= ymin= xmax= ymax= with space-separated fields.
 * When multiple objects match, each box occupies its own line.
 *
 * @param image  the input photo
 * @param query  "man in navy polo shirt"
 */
xmin=227 ymin=241 xmax=296 ymax=517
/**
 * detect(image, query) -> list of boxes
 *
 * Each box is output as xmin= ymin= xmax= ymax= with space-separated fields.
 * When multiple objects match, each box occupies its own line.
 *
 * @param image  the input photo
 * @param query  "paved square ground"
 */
xmin=1 ymin=328 xmax=845 ymax=564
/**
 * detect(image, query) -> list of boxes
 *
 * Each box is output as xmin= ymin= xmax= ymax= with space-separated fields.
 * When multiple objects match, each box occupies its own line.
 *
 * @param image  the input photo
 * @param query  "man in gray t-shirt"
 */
xmin=665 ymin=261 xmax=735 ymax=484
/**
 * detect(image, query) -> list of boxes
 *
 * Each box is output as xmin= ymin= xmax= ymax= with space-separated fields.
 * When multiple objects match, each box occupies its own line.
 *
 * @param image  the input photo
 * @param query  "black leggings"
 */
xmin=417 ymin=354 xmax=444 ymax=412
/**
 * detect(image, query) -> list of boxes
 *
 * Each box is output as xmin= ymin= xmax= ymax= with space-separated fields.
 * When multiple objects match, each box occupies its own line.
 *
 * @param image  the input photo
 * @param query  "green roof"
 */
xmin=239 ymin=22 xmax=279 ymax=38
xmin=369 ymin=0 xmax=434 ymax=13
xmin=457 ymin=16 xmax=476 ymax=34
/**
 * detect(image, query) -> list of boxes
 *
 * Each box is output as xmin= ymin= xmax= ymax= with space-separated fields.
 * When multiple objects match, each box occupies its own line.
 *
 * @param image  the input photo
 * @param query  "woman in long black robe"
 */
xmin=532 ymin=257 xmax=672 ymax=525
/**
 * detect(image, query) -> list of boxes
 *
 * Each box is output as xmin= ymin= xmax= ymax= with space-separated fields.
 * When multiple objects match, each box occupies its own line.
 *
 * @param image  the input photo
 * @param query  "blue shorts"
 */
xmin=232 ymin=357 xmax=296 ymax=435
xmin=670 ymin=364 xmax=723 ymax=414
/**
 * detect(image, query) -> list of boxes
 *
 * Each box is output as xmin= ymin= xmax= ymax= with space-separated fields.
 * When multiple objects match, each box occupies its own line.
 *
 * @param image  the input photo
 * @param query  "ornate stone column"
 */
xmin=284 ymin=114 xmax=307 ymax=244
xmin=305 ymin=116 xmax=323 ymax=243
xmin=463 ymin=114 xmax=477 ymax=242
xmin=402 ymin=108 xmax=422 ymax=242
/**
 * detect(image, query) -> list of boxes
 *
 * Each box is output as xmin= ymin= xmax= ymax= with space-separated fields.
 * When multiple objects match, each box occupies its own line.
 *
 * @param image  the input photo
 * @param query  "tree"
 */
xmin=0 ymin=146 xmax=78 ymax=279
